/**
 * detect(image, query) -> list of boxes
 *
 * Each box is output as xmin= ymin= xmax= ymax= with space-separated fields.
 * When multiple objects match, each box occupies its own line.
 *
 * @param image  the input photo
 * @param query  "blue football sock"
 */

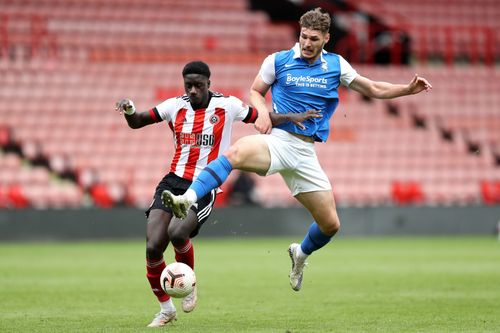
xmin=300 ymin=222 xmax=332 ymax=255
xmin=190 ymin=155 xmax=233 ymax=199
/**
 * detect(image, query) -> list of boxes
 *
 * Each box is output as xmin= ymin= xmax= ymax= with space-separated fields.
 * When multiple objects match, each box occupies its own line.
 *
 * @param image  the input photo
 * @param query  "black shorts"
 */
xmin=145 ymin=173 xmax=217 ymax=238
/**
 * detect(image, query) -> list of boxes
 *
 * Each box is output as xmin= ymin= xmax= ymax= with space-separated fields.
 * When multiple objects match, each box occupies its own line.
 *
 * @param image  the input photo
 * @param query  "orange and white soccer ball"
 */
xmin=160 ymin=262 xmax=196 ymax=298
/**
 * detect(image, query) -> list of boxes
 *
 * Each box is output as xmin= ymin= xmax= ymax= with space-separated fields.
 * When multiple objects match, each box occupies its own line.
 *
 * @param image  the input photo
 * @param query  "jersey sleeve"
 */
xmin=227 ymin=96 xmax=257 ymax=123
xmin=258 ymin=53 xmax=276 ymax=85
xmin=153 ymin=97 xmax=178 ymax=122
xmin=338 ymin=55 xmax=358 ymax=87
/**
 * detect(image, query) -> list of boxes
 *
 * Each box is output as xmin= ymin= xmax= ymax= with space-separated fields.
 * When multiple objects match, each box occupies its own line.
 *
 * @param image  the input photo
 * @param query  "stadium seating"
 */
xmin=1 ymin=0 xmax=499 ymax=208
xmin=0 ymin=151 xmax=83 ymax=208
xmin=345 ymin=0 xmax=500 ymax=64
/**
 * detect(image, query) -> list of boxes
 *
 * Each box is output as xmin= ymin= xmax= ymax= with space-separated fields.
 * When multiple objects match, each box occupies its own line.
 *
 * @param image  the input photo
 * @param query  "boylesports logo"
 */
xmin=179 ymin=132 xmax=215 ymax=147
xmin=286 ymin=74 xmax=327 ymax=88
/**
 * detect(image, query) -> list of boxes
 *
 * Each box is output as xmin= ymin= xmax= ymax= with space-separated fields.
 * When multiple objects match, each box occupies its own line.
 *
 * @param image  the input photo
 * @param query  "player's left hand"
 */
xmin=290 ymin=109 xmax=322 ymax=130
xmin=408 ymin=74 xmax=432 ymax=94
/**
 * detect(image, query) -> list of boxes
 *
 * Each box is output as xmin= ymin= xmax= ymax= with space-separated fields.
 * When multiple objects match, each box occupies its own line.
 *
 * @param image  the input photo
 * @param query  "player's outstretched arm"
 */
xmin=349 ymin=74 xmax=432 ymax=99
xmin=115 ymin=99 xmax=156 ymax=129
xmin=269 ymin=109 xmax=323 ymax=130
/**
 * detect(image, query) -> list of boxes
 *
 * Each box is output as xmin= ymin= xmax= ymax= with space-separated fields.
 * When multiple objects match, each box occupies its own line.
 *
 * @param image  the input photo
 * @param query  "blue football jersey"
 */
xmin=260 ymin=43 xmax=357 ymax=142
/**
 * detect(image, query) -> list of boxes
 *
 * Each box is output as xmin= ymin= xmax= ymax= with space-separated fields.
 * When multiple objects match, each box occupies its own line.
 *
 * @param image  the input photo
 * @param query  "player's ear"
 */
xmin=207 ymin=79 xmax=211 ymax=88
xmin=323 ymin=33 xmax=330 ymax=46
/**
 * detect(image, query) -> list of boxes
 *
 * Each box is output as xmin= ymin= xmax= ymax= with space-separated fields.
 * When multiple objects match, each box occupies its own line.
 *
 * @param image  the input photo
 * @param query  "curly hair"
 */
xmin=299 ymin=7 xmax=331 ymax=34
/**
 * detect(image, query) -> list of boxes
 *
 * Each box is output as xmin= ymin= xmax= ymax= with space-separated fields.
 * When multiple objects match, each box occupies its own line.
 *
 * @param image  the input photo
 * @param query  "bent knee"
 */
xmin=168 ymin=225 xmax=189 ymax=247
xmin=223 ymin=143 xmax=247 ymax=168
xmin=168 ymin=232 xmax=187 ymax=247
xmin=146 ymin=242 xmax=163 ymax=259
xmin=224 ymin=136 xmax=270 ymax=172
xmin=322 ymin=215 xmax=341 ymax=236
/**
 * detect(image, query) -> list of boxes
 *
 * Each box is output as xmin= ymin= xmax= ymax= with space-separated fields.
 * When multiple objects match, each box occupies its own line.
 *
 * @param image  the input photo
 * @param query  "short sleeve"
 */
xmin=154 ymin=98 xmax=178 ymax=122
xmin=227 ymin=96 xmax=251 ymax=121
xmin=259 ymin=54 xmax=276 ymax=85
xmin=338 ymin=55 xmax=358 ymax=87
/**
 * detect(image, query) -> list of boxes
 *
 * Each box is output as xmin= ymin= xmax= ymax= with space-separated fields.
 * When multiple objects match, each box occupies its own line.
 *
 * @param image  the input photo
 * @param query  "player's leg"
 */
xmin=168 ymin=189 xmax=217 ymax=313
xmin=288 ymin=190 xmax=340 ymax=291
xmin=295 ymin=190 xmax=340 ymax=237
xmin=145 ymin=174 xmax=191 ymax=326
xmin=168 ymin=211 xmax=197 ymax=269
xmin=162 ymin=135 xmax=270 ymax=218
xmin=277 ymin=141 xmax=338 ymax=291
xmin=145 ymin=209 xmax=177 ymax=327
xmin=167 ymin=211 xmax=198 ymax=314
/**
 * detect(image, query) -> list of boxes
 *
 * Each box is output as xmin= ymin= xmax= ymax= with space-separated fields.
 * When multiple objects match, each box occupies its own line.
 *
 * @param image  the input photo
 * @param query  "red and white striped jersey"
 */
xmin=150 ymin=92 xmax=257 ymax=181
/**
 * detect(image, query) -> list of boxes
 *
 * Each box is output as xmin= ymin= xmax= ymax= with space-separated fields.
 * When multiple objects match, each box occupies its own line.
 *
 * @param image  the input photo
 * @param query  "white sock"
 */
xmin=184 ymin=189 xmax=198 ymax=203
xmin=296 ymin=245 xmax=309 ymax=261
xmin=160 ymin=299 xmax=175 ymax=313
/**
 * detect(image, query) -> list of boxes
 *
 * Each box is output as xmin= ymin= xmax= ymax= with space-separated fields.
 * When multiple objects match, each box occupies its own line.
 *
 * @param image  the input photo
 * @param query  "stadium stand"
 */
xmin=1 ymin=0 xmax=499 ymax=208
xmin=342 ymin=0 xmax=500 ymax=65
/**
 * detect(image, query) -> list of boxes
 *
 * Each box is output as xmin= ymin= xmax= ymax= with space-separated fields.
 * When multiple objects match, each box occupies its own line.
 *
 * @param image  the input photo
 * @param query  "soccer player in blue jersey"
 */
xmin=162 ymin=8 xmax=432 ymax=291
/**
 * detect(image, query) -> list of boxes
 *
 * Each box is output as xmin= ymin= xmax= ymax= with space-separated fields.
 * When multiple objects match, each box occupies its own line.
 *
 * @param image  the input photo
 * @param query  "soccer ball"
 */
xmin=160 ymin=262 xmax=196 ymax=298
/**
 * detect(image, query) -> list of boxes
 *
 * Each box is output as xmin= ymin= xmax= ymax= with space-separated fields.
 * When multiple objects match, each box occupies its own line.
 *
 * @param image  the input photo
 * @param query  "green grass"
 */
xmin=1 ymin=237 xmax=499 ymax=332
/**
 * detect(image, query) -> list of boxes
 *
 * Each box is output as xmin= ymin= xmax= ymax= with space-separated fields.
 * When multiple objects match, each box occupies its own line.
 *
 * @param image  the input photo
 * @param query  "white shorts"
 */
xmin=262 ymin=128 xmax=332 ymax=196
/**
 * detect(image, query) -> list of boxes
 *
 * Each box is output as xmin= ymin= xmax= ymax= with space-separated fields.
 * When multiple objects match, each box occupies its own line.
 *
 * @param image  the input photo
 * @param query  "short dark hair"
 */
xmin=299 ymin=7 xmax=331 ymax=34
xmin=182 ymin=61 xmax=211 ymax=79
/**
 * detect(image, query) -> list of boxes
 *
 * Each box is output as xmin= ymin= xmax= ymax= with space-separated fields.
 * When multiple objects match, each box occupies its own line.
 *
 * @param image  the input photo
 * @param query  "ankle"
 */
xmin=160 ymin=299 xmax=175 ymax=313
xmin=297 ymin=245 xmax=309 ymax=261
xmin=184 ymin=189 xmax=197 ymax=203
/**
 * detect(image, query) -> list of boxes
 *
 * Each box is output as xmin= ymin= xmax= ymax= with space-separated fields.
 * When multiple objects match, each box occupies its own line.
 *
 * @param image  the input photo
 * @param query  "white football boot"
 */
xmin=147 ymin=310 xmax=177 ymax=328
xmin=288 ymin=243 xmax=307 ymax=291
xmin=182 ymin=285 xmax=198 ymax=313
xmin=161 ymin=190 xmax=192 ymax=219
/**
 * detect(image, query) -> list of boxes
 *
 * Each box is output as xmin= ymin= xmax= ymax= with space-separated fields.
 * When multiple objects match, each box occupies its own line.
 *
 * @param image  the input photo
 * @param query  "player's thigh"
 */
xmin=146 ymin=209 xmax=172 ymax=251
xmin=169 ymin=188 xmax=217 ymax=244
xmin=224 ymin=135 xmax=271 ymax=175
xmin=168 ymin=211 xmax=198 ymax=244
xmin=295 ymin=190 xmax=340 ymax=235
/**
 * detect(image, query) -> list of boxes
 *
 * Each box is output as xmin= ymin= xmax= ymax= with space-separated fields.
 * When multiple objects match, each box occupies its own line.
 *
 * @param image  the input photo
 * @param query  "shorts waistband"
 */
xmin=289 ymin=132 xmax=315 ymax=143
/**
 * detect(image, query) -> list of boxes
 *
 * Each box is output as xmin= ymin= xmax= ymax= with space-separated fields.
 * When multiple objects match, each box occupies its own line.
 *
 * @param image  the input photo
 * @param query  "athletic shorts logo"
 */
xmin=209 ymin=115 xmax=220 ymax=125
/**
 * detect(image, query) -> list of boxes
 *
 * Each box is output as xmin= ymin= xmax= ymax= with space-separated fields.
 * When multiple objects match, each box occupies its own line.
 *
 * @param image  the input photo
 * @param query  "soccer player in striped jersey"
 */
xmin=162 ymin=10 xmax=432 ymax=292
xmin=115 ymin=61 xmax=319 ymax=327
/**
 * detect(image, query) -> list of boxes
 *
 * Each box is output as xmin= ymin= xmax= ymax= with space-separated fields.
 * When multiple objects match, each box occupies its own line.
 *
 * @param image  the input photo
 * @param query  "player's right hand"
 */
xmin=115 ymin=99 xmax=136 ymax=115
xmin=255 ymin=112 xmax=272 ymax=134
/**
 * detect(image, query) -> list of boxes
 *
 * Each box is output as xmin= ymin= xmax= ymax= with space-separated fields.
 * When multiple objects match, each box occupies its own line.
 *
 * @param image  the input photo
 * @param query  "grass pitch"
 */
xmin=1 ymin=237 xmax=499 ymax=332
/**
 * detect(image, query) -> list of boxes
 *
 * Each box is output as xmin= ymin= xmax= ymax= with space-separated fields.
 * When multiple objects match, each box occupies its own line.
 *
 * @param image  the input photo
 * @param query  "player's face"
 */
xmin=299 ymin=27 xmax=330 ymax=63
xmin=183 ymin=74 xmax=210 ymax=109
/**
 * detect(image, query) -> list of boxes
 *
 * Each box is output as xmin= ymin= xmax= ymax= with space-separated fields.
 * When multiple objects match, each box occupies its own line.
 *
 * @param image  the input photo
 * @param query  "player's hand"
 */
xmin=290 ymin=109 xmax=322 ymax=130
xmin=115 ymin=99 xmax=136 ymax=115
xmin=408 ymin=74 xmax=432 ymax=94
xmin=255 ymin=112 xmax=272 ymax=134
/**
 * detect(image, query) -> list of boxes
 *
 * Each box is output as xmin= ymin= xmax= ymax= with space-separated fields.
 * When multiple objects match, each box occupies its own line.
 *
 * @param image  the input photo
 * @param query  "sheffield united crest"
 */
xmin=209 ymin=114 xmax=220 ymax=124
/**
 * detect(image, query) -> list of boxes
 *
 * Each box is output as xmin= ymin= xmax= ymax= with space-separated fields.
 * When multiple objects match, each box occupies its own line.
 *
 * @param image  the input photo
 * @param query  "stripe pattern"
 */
xmin=196 ymin=189 xmax=217 ymax=223
xmin=154 ymin=93 xmax=251 ymax=181
xmin=174 ymin=240 xmax=192 ymax=254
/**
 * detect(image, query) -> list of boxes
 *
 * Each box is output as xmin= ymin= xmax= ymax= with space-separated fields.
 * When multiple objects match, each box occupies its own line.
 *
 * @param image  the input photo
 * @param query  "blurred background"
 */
xmin=1 ymin=0 xmax=499 ymax=239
